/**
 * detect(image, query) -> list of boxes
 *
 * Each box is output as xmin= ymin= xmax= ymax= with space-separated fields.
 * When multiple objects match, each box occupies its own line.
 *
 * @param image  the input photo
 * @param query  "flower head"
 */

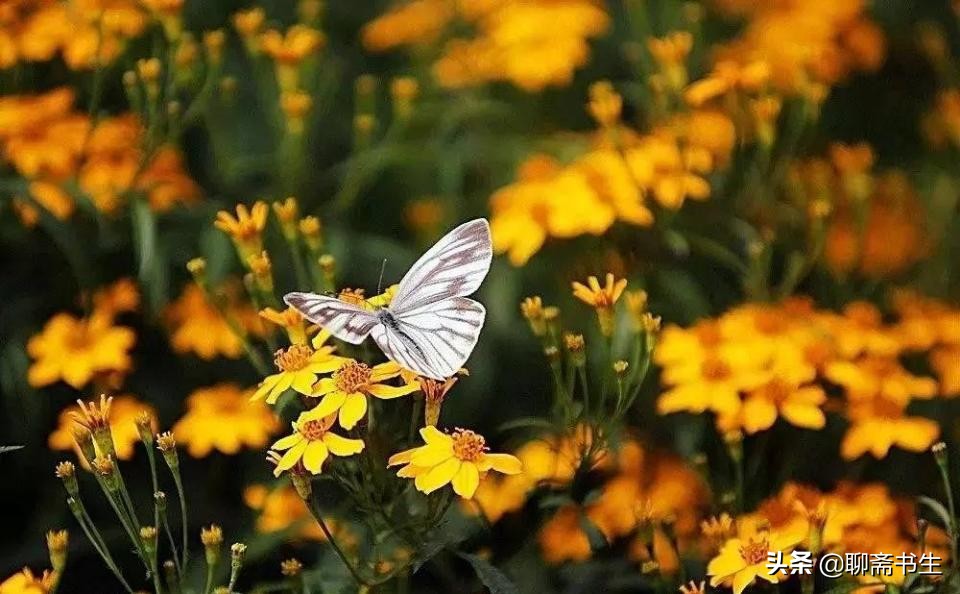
xmin=215 ymin=202 xmax=269 ymax=258
xmin=707 ymin=521 xmax=801 ymax=594
xmin=572 ymin=273 xmax=627 ymax=335
xmin=388 ymin=426 xmax=522 ymax=499
xmin=173 ymin=384 xmax=280 ymax=457
xmin=260 ymin=306 xmax=308 ymax=345
xmin=27 ymin=311 xmax=135 ymax=389
xmin=310 ymin=359 xmax=419 ymax=429
xmin=269 ymin=408 xmax=365 ymax=476
xmin=253 ymin=338 xmax=344 ymax=404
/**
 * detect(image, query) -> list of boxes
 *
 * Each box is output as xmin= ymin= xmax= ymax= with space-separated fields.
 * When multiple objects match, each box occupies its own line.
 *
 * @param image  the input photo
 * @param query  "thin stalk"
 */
xmin=71 ymin=500 xmax=135 ymax=592
xmin=577 ymin=367 xmax=591 ymax=419
xmin=202 ymin=563 xmax=215 ymax=594
xmin=306 ymin=492 xmax=369 ymax=587
xmin=171 ymin=471 xmax=189 ymax=572
xmin=936 ymin=459 xmax=959 ymax=568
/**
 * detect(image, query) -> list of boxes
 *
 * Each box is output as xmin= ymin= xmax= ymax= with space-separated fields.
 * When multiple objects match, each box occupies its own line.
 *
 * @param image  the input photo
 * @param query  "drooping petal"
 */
xmin=451 ymin=462 xmax=480 ymax=498
xmin=414 ymin=457 xmax=461 ymax=494
xmin=252 ymin=374 xmax=280 ymax=402
xmin=370 ymin=361 xmax=402 ymax=382
xmin=323 ymin=433 xmax=365 ymax=456
xmin=368 ymin=383 xmax=418 ymax=399
xmin=302 ymin=440 xmax=329 ymax=474
xmin=338 ymin=393 xmax=368 ymax=429
xmin=479 ymin=453 xmax=523 ymax=475
xmin=266 ymin=373 xmax=295 ymax=404
xmin=387 ymin=448 xmax=416 ymax=467
xmin=274 ymin=439 xmax=308 ymax=474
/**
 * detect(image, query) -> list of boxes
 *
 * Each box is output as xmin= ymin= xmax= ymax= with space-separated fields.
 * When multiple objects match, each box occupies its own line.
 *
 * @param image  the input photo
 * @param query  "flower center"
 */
xmin=334 ymin=361 xmax=373 ymax=393
xmin=764 ymin=379 xmax=791 ymax=404
xmin=739 ymin=537 xmax=770 ymax=565
xmin=274 ymin=344 xmax=313 ymax=372
xmin=338 ymin=288 xmax=367 ymax=307
xmin=701 ymin=357 xmax=731 ymax=381
xmin=298 ymin=419 xmax=327 ymax=441
xmin=451 ymin=429 xmax=487 ymax=462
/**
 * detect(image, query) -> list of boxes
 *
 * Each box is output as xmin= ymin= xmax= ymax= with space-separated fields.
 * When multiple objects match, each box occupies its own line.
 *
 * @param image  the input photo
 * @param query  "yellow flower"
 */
xmin=824 ymin=355 xmax=937 ymax=405
xmin=92 ymin=278 xmax=140 ymax=317
xmin=310 ymin=360 xmax=418 ymax=429
xmin=739 ymin=355 xmax=827 ymax=433
xmin=658 ymin=348 xmax=768 ymax=418
xmin=707 ymin=522 xmax=801 ymax=594
xmin=361 ymin=0 xmax=454 ymax=52
xmin=269 ymin=408 xmax=365 ymax=476
xmin=0 ymin=567 xmax=57 ymax=594
xmin=572 ymin=273 xmax=627 ymax=309
xmin=261 ymin=25 xmax=324 ymax=65
xmin=27 ymin=310 xmax=135 ymax=389
xmin=48 ymin=395 xmax=154 ymax=461
xmin=172 ymin=384 xmax=280 ymax=457
xmin=214 ymin=202 xmax=269 ymax=257
xmin=538 ymin=505 xmax=593 ymax=563
xmin=388 ymin=426 xmax=522 ymax=499
xmin=253 ymin=334 xmax=344 ymax=404
xmin=259 ymin=306 xmax=309 ymax=345
xmin=244 ymin=484 xmax=354 ymax=543
xmin=840 ymin=396 xmax=940 ymax=460
xmin=166 ymin=284 xmax=263 ymax=360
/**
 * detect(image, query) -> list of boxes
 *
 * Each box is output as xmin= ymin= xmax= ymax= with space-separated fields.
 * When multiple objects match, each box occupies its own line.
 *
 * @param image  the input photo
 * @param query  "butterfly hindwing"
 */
xmin=284 ymin=292 xmax=380 ymax=345
xmin=374 ymin=297 xmax=486 ymax=380
xmin=390 ymin=218 xmax=492 ymax=316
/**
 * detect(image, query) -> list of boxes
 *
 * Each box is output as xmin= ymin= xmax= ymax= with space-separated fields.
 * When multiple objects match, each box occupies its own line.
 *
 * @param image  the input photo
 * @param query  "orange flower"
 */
xmin=27 ymin=311 xmax=135 ymax=389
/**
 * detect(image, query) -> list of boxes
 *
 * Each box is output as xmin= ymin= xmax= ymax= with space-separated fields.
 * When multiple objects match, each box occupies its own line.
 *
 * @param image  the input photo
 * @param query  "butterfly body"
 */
xmin=285 ymin=218 xmax=492 ymax=379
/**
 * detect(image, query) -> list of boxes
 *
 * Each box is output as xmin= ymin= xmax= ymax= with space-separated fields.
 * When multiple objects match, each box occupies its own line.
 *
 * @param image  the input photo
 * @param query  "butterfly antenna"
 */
xmin=377 ymin=258 xmax=388 ymax=296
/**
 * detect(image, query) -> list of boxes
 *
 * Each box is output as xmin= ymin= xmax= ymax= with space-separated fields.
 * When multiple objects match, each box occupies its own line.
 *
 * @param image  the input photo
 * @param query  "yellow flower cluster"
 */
xmin=362 ymin=0 xmax=609 ymax=92
xmin=0 ymin=0 xmax=154 ymax=70
xmin=708 ymin=481 xmax=949 ymax=594
xmin=0 ymin=88 xmax=199 ymax=224
xmin=789 ymin=144 xmax=928 ymax=279
xmin=656 ymin=295 xmax=954 ymax=459
xmin=709 ymin=0 xmax=885 ymax=96
xmin=165 ymin=283 xmax=265 ymax=360
xmin=172 ymin=384 xmax=279 ymax=457
xmin=490 ymin=83 xmax=735 ymax=265
xmin=27 ymin=279 xmax=138 ymax=389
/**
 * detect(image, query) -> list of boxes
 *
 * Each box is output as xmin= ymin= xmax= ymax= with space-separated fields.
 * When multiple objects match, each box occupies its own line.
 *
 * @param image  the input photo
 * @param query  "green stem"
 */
xmin=306 ymin=492 xmax=369 ymax=587
xmin=202 ymin=562 xmax=215 ymax=594
xmin=937 ymin=461 xmax=959 ymax=568
xmin=171 ymin=471 xmax=189 ymax=573
xmin=70 ymin=499 xmax=135 ymax=592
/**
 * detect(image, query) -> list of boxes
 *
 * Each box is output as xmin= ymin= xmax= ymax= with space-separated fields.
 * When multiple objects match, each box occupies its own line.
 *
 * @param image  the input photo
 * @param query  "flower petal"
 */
xmin=302 ymin=440 xmax=329 ymax=474
xmin=338 ymin=393 xmax=368 ymax=430
xmin=311 ymin=390 xmax=347 ymax=419
xmin=410 ymin=442 xmax=454 ymax=467
xmin=274 ymin=439 xmax=308 ymax=475
xmin=368 ymin=383 xmax=418 ymax=399
xmin=323 ymin=433 xmax=365 ymax=456
xmin=311 ymin=377 xmax=337 ymax=397
xmin=270 ymin=428 xmax=302 ymax=451
xmin=479 ymin=453 xmax=522 ymax=475
xmin=451 ymin=462 xmax=480 ymax=498
xmin=414 ymin=457 xmax=460 ymax=494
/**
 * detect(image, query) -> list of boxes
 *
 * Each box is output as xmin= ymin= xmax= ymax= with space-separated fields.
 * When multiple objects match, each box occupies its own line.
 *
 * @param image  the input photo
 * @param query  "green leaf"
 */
xmin=457 ymin=553 xmax=520 ymax=594
xmin=412 ymin=539 xmax=447 ymax=574
xmin=495 ymin=417 xmax=556 ymax=434
xmin=918 ymin=496 xmax=954 ymax=532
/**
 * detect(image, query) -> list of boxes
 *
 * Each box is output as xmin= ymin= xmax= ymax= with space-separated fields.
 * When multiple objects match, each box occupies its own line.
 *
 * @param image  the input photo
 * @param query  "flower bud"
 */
xmin=55 ymin=462 xmax=79 ymax=496
xmin=201 ymin=525 xmax=223 ymax=566
xmin=46 ymin=530 xmax=68 ymax=572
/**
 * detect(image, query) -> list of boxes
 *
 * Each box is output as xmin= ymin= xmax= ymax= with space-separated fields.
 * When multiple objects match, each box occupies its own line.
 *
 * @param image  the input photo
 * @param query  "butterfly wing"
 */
xmin=389 ymin=218 xmax=492 ymax=316
xmin=284 ymin=292 xmax=380 ymax=345
xmin=372 ymin=297 xmax=486 ymax=380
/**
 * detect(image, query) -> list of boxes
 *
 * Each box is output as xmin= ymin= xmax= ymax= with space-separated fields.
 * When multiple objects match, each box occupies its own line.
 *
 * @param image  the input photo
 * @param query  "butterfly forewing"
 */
xmin=284 ymin=292 xmax=379 ymax=345
xmin=389 ymin=218 xmax=492 ymax=316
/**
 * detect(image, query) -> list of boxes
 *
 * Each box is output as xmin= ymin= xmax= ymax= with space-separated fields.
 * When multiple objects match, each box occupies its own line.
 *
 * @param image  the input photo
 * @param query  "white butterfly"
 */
xmin=284 ymin=218 xmax=492 ymax=380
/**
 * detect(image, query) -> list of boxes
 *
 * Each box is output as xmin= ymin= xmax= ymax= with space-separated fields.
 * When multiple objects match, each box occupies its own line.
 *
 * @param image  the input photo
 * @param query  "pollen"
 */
xmin=273 ymin=344 xmax=313 ymax=372
xmin=451 ymin=428 xmax=488 ymax=462
xmin=297 ymin=418 xmax=328 ymax=441
xmin=738 ymin=536 xmax=770 ymax=565
xmin=333 ymin=361 xmax=373 ymax=393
